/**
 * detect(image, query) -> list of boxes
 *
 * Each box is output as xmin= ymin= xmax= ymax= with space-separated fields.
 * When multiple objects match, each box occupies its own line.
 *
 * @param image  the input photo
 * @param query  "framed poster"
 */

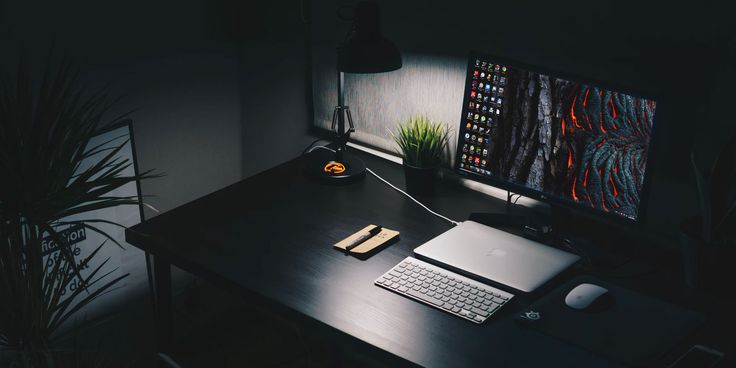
xmin=43 ymin=120 xmax=148 ymax=327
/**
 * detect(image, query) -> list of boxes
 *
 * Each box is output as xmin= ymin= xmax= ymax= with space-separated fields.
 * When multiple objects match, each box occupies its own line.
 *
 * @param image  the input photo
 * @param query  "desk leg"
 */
xmin=153 ymin=255 xmax=173 ymax=354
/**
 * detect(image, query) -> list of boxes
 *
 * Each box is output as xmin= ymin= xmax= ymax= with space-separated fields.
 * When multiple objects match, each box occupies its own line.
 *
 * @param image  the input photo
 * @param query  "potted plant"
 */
xmin=392 ymin=116 xmax=450 ymax=195
xmin=680 ymin=131 xmax=736 ymax=290
xmin=0 ymin=62 xmax=156 ymax=366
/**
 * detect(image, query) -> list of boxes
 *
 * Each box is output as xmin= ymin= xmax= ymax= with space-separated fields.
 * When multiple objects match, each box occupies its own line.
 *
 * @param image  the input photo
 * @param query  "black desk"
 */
xmin=126 ymin=149 xmax=687 ymax=367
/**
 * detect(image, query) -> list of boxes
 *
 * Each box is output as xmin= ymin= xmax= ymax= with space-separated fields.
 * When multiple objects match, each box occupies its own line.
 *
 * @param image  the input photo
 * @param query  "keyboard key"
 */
xmin=376 ymin=257 xmax=513 ymax=325
xmin=407 ymin=289 xmax=443 ymax=306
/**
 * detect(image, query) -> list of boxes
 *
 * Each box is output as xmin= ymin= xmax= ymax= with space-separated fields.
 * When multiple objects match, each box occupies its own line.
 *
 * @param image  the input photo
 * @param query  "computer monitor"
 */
xmin=455 ymin=51 xmax=658 ymax=222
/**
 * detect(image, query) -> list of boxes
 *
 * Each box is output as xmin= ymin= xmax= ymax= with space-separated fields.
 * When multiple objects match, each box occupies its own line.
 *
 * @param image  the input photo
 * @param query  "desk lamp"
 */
xmin=315 ymin=1 xmax=402 ymax=182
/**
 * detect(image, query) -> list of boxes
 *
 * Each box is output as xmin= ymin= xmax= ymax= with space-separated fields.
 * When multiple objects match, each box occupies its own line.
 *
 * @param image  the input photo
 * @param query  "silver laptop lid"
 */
xmin=413 ymin=221 xmax=580 ymax=293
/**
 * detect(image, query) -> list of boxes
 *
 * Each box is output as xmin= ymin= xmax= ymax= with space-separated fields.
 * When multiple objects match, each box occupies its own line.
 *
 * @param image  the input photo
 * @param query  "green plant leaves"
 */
xmin=0 ymin=60 xmax=157 ymax=360
xmin=392 ymin=116 xmax=450 ymax=168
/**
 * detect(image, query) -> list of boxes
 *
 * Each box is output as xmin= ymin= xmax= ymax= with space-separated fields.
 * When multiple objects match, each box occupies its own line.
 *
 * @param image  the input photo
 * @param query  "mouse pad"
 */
xmin=515 ymin=276 xmax=704 ymax=367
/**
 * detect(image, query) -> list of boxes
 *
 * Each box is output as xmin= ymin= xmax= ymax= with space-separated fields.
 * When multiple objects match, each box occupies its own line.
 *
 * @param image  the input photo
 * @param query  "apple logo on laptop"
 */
xmin=485 ymin=248 xmax=507 ymax=257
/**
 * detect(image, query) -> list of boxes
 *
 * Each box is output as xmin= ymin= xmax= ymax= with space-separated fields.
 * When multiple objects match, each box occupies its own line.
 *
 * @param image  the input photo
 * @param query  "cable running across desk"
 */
xmin=365 ymin=167 xmax=459 ymax=226
xmin=304 ymin=146 xmax=459 ymax=226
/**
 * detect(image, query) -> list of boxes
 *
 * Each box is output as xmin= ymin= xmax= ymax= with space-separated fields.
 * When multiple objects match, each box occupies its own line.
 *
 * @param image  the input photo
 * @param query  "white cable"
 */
xmin=365 ymin=167 xmax=460 ymax=226
xmin=306 ymin=145 xmax=336 ymax=154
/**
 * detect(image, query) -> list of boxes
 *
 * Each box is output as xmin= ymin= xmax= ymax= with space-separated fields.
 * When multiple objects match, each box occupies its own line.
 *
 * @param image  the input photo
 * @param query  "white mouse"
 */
xmin=565 ymin=283 xmax=612 ymax=310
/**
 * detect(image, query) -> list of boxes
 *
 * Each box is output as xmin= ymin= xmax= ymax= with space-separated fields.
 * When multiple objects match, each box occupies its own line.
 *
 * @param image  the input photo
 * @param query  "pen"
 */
xmin=345 ymin=225 xmax=383 ymax=252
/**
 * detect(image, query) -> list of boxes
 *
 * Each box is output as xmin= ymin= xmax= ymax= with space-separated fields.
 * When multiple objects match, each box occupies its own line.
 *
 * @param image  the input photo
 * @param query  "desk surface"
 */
xmin=126 ymin=149 xmax=666 ymax=367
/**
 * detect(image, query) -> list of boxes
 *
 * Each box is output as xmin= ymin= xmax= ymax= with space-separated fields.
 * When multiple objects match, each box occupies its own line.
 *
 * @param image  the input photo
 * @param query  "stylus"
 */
xmin=345 ymin=226 xmax=383 ymax=252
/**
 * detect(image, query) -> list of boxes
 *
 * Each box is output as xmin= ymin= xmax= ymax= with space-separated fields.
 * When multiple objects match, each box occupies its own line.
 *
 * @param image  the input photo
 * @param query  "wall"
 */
xmin=0 ymin=0 xmax=313 ymax=317
xmin=311 ymin=0 xmax=736 ymax=245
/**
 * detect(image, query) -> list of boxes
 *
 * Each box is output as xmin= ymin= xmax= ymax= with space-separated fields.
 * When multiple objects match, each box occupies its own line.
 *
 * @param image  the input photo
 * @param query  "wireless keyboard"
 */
xmin=375 ymin=256 xmax=514 ymax=324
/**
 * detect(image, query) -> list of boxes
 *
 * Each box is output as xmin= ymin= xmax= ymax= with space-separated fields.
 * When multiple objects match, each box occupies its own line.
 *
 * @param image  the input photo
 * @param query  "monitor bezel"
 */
xmin=455 ymin=50 xmax=662 ymax=226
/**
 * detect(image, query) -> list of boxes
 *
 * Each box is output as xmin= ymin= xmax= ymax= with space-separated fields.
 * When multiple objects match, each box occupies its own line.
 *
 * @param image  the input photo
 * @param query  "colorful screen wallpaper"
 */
xmin=457 ymin=55 xmax=656 ymax=220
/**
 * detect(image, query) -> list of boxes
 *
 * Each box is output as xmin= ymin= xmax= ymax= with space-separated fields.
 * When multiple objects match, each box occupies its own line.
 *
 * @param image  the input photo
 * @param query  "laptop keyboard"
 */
xmin=375 ymin=256 xmax=514 ymax=324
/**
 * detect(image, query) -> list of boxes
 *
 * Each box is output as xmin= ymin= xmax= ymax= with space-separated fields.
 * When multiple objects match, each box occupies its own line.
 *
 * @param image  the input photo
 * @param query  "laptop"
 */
xmin=413 ymin=221 xmax=580 ymax=293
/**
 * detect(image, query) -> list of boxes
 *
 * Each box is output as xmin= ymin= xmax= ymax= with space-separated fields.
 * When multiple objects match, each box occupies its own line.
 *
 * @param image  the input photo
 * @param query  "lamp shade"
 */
xmin=337 ymin=2 xmax=402 ymax=73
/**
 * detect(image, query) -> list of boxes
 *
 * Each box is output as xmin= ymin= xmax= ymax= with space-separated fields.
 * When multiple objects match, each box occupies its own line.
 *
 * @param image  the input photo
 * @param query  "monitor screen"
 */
xmin=456 ymin=52 xmax=657 ymax=221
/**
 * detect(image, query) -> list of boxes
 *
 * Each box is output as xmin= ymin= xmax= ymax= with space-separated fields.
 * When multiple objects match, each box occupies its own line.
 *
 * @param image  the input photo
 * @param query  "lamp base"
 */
xmin=305 ymin=150 xmax=366 ymax=183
